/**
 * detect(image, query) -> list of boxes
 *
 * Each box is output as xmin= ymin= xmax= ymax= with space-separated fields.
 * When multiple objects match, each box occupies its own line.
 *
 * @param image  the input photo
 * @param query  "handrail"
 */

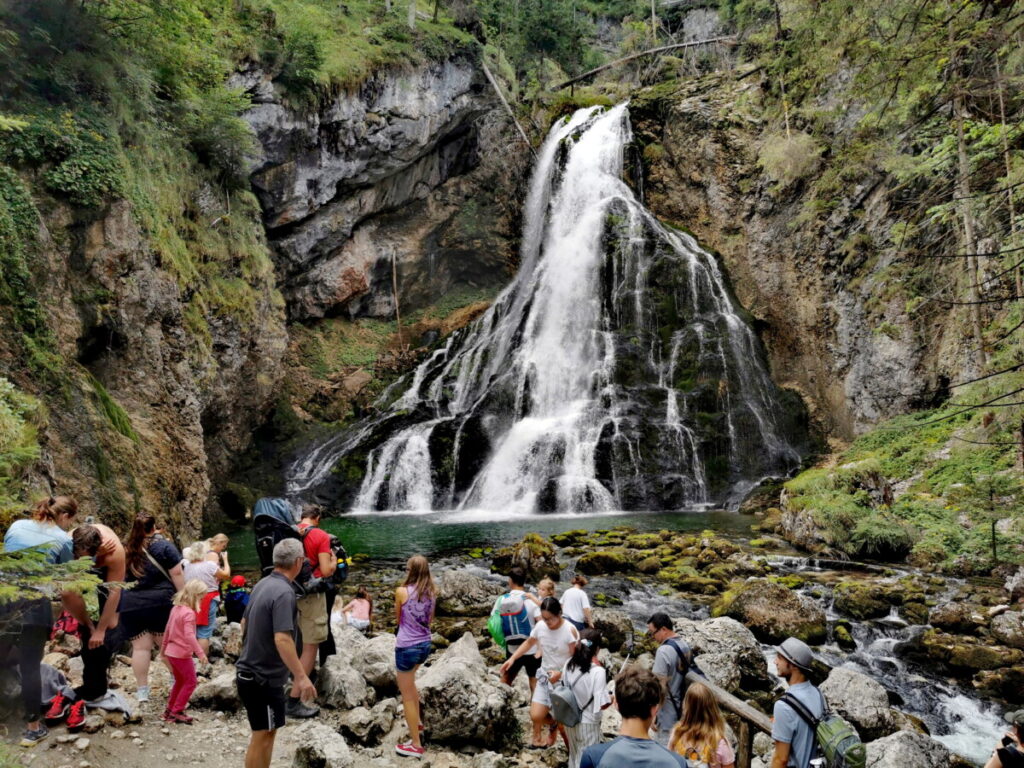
xmin=685 ymin=671 xmax=772 ymax=768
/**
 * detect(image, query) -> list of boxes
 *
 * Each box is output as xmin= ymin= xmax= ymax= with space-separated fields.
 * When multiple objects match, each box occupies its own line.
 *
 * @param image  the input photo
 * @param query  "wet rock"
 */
xmin=552 ymin=530 xmax=590 ymax=547
xmin=919 ymin=629 xmax=1024 ymax=671
xmin=291 ymin=721 xmax=353 ymax=768
xmin=490 ymin=534 xmax=560 ymax=584
xmin=820 ymin=667 xmax=896 ymax=741
xmin=865 ymin=730 xmax=953 ymax=768
xmin=928 ymin=602 xmax=981 ymax=634
xmin=712 ymin=579 xmax=826 ymax=644
xmin=637 ymin=556 xmax=662 ymax=574
xmin=974 ymin=664 xmax=1024 ymax=699
xmin=576 ymin=549 xmax=634 ymax=575
xmin=337 ymin=699 xmax=397 ymax=746
xmin=193 ymin=672 xmax=240 ymax=711
xmin=990 ymin=611 xmax=1024 ymax=649
xmin=436 ymin=570 xmax=503 ymax=616
xmin=834 ymin=621 xmax=856 ymax=650
xmin=417 ymin=632 xmax=519 ymax=751
xmin=319 ymin=654 xmax=374 ymax=709
xmin=592 ymin=608 xmax=635 ymax=654
xmin=674 ymin=616 xmax=773 ymax=693
xmin=834 ymin=582 xmax=893 ymax=620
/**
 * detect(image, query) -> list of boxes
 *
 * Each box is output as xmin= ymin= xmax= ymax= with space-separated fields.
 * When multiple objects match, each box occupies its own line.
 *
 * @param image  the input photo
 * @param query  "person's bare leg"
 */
xmin=396 ymin=668 xmax=422 ymax=748
xmin=529 ymin=702 xmax=549 ymax=747
xmin=300 ymin=642 xmax=319 ymax=676
xmin=131 ymin=633 xmax=154 ymax=689
xmin=245 ymin=730 xmax=276 ymax=768
xmin=198 ymin=638 xmax=210 ymax=657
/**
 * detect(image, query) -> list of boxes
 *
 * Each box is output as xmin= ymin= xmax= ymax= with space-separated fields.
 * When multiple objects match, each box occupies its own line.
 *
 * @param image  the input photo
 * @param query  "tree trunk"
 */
xmin=407 ymin=0 xmax=416 ymax=29
xmin=433 ymin=0 xmax=439 ymax=23
xmin=992 ymin=519 xmax=998 ymax=565
xmin=951 ymin=23 xmax=987 ymax=369
xmin=651 ymin=0 xmax=657 ymax=45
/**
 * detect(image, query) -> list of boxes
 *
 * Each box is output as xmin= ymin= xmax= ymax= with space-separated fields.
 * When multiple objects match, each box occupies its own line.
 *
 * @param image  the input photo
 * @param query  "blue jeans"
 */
xmin=196 ymin=598 xmax=219 ymax=640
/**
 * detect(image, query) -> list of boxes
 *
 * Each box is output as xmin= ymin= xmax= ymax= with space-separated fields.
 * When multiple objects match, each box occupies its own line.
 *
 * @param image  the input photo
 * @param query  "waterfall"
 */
xmin=287 ymin=104 xmax=805 ymax=513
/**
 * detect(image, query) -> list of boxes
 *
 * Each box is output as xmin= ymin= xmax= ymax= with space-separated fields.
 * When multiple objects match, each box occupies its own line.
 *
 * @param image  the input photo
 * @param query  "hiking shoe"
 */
xmin=395 ymin=743 xmax=425 ymax=758
xmin=285 ymin=699 xmax=319 ymax=718
xmin=135 ymin=685 xmax=150 ymax=703
xmin=161 ymin=709 xmax=176 ymax=723
xmin=66 ymin=701 xmax=87 ymax=732
xmin=169 ymin=712 xmax=194 ymax=725
xmin=19 ymin=725 xmax=48 ymax=747
xmin=44 ymin=693 xmax=70 ymax=724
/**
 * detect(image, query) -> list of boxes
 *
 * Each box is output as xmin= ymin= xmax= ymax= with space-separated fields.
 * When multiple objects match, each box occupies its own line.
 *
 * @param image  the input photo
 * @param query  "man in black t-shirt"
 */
xmin=237 ymin=539 xmax=316 ymax=768
xmin=987 ymin=710 xmax=1024 ymax=768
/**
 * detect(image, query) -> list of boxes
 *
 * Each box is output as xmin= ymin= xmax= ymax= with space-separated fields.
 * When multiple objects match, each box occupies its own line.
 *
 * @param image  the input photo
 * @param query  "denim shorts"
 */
xmin=196 ymin=598 xmax=219 ymax=640
xmin=395 ymin=640 xmax=432 ymax=672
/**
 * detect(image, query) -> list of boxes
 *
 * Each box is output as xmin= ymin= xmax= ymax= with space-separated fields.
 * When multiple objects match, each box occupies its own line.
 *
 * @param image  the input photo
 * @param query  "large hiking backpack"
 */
xmin=326 ymin=534 xmax=350 ymax=586
xmin=497 ymin=592 xmax=533 ymax=644
xmin=779 ymin=689 xmax=866 ymax=768
xmin=253 ymin=498 xmax=341 ymax=593
xmin=550 ymin=669 xmax=595 ymax=727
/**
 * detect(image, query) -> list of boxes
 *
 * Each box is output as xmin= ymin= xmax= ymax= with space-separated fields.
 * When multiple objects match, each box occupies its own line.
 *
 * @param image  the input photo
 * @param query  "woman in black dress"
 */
xmin=119 ymin=513 xmax=184 ymax=704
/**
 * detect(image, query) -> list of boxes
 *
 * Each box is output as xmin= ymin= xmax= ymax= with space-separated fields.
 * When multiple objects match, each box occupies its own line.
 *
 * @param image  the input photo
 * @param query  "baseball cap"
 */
xmin=777 ymin=637 xmax=814 ymax=671
xmin=230 ymin=575 xmax=247 ymax=587
xmin=1006 ymin=710 xmax=1024 ymax=727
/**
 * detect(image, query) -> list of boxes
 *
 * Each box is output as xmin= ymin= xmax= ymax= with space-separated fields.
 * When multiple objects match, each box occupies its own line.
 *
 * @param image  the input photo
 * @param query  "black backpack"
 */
xmin=253 ymin=498 xmax=345 ymax=593
xmin=664 ymin=638 xmax=706 ymax=718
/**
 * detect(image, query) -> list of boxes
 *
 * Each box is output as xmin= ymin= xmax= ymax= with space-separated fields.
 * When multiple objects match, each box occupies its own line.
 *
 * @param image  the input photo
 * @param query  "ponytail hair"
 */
xmin=567 ymin=629 xmax=602 ymax=674
xmin=125 ymin=513 xmax=157 ymax=578
xmin=31 ymin=495 xmax=78 ymax=524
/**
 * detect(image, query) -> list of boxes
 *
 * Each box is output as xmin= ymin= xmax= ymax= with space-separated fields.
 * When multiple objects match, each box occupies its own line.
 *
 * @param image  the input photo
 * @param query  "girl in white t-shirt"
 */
xmin=500 ymin=597 xmax=579 ymax=748
xmin=562 ymin=629 xmax=612 ymax=768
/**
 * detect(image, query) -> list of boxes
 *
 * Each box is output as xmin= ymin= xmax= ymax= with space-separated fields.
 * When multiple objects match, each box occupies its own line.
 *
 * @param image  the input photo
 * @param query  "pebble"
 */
xmin=74 ymin=738 xmax=90 ymax=751
xmin=132 ymin=738 xmax=144 ymax=746
xmin=79 ymin=762 xmax=91 ymax=768
xmin=129 ymin=731 xmax=140 ymax=738
xmin=57 ymin=735 xmax=76 ymax=744
xmin=161 ymin=727 xmax=171 ymax=735
xmin=110 ymin=730 xmax=126 ymax=740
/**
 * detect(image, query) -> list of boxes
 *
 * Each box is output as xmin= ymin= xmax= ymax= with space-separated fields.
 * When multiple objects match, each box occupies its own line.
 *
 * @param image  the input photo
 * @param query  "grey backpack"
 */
xmin=550 ymin=669 xmax=595 ymax=727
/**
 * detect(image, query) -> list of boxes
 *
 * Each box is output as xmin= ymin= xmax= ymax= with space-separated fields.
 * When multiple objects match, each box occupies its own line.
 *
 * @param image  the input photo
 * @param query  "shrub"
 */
xmin=179 ymin=87 xmax=256 ymax=188
xmin=757 ymin=131 xmax=822 ymax=187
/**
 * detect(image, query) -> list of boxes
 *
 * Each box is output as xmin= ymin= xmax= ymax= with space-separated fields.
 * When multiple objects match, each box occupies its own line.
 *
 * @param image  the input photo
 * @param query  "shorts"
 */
xmin=532 ymin=667 xmax=555 ymax=707
xmin=296 ymin=592 xmax=329 ymax=645
xmin=567 ymin=618 xmax=587 ymax=632
xmin=120 ymin=606 xmax=171 ymax=640
xmin=196 ymin=598 xmax=219 ymax=640
xmin=347 ymin=616 xmax=370 ymax=632
xmin=505 ymin=642 xmax=541 ymax=681
xmin=395 ymin=640 xmax=432 ymax=672
xmin=237 ymin=671 xmax=286 ymax=732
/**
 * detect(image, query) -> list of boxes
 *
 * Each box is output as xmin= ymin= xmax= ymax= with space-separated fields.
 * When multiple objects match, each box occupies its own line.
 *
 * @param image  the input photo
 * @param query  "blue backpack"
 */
xmin=496 ymin=592 xmax=533 ymax=643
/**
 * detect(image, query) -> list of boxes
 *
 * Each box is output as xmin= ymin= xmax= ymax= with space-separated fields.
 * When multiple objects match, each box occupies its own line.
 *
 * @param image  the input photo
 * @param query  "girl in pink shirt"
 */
xmin=341 ymin=585 xmax=374 ymax=632
xmin=161 ymin=580 xmax=208 ymax=724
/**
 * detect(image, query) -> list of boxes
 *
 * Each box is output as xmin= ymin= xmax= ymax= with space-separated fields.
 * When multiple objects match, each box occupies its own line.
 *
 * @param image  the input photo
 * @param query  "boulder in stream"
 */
xmin=990 ymin=611 xmax=1024 ymax=649
xmin=436 ymin=570 xmax=503 ymax=616
xmin=417 ymin=632 xmax=519 ymax=751
xmin=819 ymin=667 xmax=897 ymax=741
xmin=865 ymin=730 xmax=953 ymax=768
xmin=674 ymin=616 xmax=773 ymax=693
xmin=712 ymin=579 xmax=826 ymax=644
xmin=490 ymin=533 xmax=560 ymax=583
xmin=592 ymin=608 xmax=634 ymax=654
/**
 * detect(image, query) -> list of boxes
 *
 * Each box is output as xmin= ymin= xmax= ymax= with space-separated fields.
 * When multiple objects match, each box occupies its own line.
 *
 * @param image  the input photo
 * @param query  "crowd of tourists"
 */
xmin=2 ymin=496 xmax=1023 ymax=768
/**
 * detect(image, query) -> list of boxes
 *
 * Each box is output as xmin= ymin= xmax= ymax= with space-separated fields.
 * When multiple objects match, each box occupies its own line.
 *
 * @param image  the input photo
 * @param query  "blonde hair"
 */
xmin=402 ymin=555 xmax=436 ymax=601
xmin=538 ymin=577 xmax=556 ymax=597
xmin=185 ymin=540 xmax=210 ymax=563
xmin=174 ymin=580 xmax=208 ymax=611
xmin=668 ymin=682 xmax=727 ymax=765
xmin=209 ymin=533 xmax=229 ymax=548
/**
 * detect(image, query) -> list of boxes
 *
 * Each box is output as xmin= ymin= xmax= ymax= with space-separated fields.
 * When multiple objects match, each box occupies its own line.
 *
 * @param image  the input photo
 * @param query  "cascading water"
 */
xmin=288 ymin=104 xmax=805 ymax=513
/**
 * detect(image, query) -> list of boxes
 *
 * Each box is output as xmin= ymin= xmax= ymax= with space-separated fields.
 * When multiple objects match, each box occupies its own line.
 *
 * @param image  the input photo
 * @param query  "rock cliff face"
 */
xmin=632 ymin=74 xmax=965 ymax=440
xmin=236 ymin=56 xmax=516 ymax=322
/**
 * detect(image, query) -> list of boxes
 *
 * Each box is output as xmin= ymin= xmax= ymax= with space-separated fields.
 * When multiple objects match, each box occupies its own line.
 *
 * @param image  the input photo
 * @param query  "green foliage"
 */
xmin=757 ymin=131 xmax=821 ymax=187
xmin=0 ymin=377 xmax=42 ymax=524
xmin=179 ymin=88 xmax=256 ymax=188
xmin=0 ymin=545 xmax=101 ymax=606
xmin=87 ymin=375 xmax=138 ymax=443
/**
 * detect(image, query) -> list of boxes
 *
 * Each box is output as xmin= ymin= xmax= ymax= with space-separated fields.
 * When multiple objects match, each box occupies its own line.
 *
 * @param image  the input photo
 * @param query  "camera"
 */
xmin=1003 ymin=736 xmax=1015 ymax=748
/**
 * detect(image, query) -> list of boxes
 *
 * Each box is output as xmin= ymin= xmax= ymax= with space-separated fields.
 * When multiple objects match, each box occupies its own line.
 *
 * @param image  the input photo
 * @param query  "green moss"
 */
xmin=87 ymin=375 xmax=138 ymax=443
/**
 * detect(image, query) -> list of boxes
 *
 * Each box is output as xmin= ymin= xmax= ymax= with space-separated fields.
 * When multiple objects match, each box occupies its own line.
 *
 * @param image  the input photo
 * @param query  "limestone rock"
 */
xmin=81 ymin=715 xmax=105 ymax=734
xmin=490 ymin=533 xmax=560 ymax=584
xmin=436 ymin=570 xmax=503 ymax=616
xmin=928 ymin=602 xmax=980 ymax=634
xmin=221 ymin=622 xmax=243 ymax=659
xmin=592 ymin=608 xmax=634 ymax=654
xmin=349 ymin=634 xmax=398 ymax=694
xmin=712 ymin=579 xmax=826 ymax=645
xmin=319 ymin=654 xmax=373 ymax=709
xmin=820 ymin=667 xmax=896 ymax=740
xmin=865 ymin=730 xmax=953 ymax=768
xmin=417 ymin=632 xmax=519 ymax=751
xmin=291 ymin=721 xmax=353 ymax=768
xmin=674 ymin=616 xmax=773 ymax=693
xmin=192 ymin=672 xmax=240 ymax=711
xmin=337 ymin=699 xmax=397 ymax=746
xmin=43 ymin=652 xmax=70 ymax=673
xmin=1006 ymin=567 xmax=1024 ymax=604
xmin=991 ymin=611 xmax=1024 ymax=649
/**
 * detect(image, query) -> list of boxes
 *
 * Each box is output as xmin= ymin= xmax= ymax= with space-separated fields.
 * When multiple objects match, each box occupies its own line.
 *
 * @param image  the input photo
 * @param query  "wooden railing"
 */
xmin=685 ymin=671 xmax=773 ymax=768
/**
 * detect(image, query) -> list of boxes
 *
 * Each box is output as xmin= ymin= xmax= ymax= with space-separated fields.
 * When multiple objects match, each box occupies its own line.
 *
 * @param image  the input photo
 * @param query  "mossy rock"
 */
xmin=624 ymin=533 xmax=663 ymax=550
xmin=552 ymin=529 xmax=590 ymax=547
xmin=576 ymin=549 xmax=634 ymax=575
xmin=659 ymin=568 xmax=724 ymax=595
xmin=706 ymin=563 xmax=740 ymax=582
xmin=491 ymin=533 xmax=559 ymax=583
xmin=769 ymin=574 xmax=808 ymax=591
xmin=592 ymin=592 xmax=624 ymax=607
xmin=834 ymin=622 xmax=856 ymax=650
xmin=637 ymin=556 xmax=662 ymax=574
xmin=974 ymin=665 xmax=1024 ymax=700
xmin=712 ymin=578 xmax=826 ymax=644
xmin=901 ymin=601 xmax=930 ymax=625
xmin=696 ymin=548 xmax=721 ymax=569
xmin=921 ymin=629 xmax=1024 ymax=671
xmin=748 ymin=538 xmax=770 ymax=548
xmin=833 ymin=582 xmax=894 ymax=620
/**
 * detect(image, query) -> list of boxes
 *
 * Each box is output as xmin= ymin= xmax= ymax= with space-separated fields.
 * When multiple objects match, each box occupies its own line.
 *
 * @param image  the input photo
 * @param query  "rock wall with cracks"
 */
xmin=235 ymin=55 xmax=511 ymax=322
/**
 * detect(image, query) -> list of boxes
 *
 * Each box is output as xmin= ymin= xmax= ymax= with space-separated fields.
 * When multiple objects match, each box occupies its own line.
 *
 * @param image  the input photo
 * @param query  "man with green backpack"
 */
xmin=771 ymin=638 xmax=866 ymax=768
xmin=489 ymin=568 xmax=542 ymax=693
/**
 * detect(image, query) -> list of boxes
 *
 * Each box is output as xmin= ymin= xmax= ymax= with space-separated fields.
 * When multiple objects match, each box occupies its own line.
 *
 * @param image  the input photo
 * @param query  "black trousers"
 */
xmin=0 ymin=599 xmax=51 ymax=722
xmin=74 ymin=624 xmax=116 ymax=702
xmin=318 ymin=586 xmax=337 ymax=663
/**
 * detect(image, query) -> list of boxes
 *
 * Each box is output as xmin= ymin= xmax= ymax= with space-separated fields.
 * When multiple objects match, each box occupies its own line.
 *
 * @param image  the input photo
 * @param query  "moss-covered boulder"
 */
xmin=624 ymin=533 xmax=663 ymax=550
xmin=833 ymin=582 xmax=893 ymax=620
xmin=552 ymin=529 xmax=590 ymax=547
xmin=636 ymin=556 xmax=662 ymax=574
xmin=927 ymin=602 xmax=982 ymax=634
xmin=901 ymin=601 xmax=930 ymax=625
xmin=490 ymin=533 xmax=559 ymax=583
xmin=592 ymin=607 xmax=634 ymax=654
xmin=920 ymin=629 xmax=1024 ymax=671
xmin=576 ymin=548 xmax=634 ymax=575
xmin=712 ymin=579 xmax=826 ymax=644
xmin=834 ymin=621 xmax=856 ymax=650
xmin=974 ymin=664 xmax=1024 ymax=699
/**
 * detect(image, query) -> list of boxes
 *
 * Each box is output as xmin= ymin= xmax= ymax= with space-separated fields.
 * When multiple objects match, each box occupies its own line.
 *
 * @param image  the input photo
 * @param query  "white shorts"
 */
xmin=347 ymin=616 xmax=370 ymax=631
xmin=532 ymin=668 xmax=554 ymax=707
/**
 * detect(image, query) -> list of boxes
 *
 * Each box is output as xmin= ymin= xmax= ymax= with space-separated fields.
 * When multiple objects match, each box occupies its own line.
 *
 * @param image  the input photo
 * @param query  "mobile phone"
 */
xmin=1003 ymin=736 xmax=1014 ymax=748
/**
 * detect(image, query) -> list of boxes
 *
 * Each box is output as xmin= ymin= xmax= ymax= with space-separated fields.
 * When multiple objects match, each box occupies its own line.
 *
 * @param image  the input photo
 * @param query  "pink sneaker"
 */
xmin=395 ymin=742 xmax=425 ymax=759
